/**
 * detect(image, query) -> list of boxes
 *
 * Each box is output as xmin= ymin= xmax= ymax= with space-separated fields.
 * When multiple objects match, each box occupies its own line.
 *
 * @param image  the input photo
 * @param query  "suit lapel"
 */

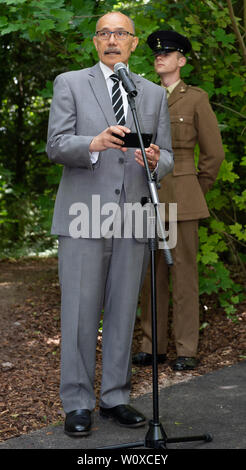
xmin=88 ymin=64 xmax=144 ymax=130
xmin=168 ymin=80 xmax=188 ymax=108
xmin=126 ymin=72 xmax=144 ymax=130
xmin=88 ymin=63 xmax=117 ymax=126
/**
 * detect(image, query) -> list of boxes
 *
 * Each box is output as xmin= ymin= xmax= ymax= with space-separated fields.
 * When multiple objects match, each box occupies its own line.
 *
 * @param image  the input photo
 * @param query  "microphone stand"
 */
xmin=98 ymin=89 xmax=212 ymax=450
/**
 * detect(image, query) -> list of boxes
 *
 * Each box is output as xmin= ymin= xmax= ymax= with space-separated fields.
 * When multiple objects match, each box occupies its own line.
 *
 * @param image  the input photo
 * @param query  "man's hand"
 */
xmin=134 ymin=143 xmax=160 ymax=170
xmin=89 ymin=125 xmax=131 ymax=153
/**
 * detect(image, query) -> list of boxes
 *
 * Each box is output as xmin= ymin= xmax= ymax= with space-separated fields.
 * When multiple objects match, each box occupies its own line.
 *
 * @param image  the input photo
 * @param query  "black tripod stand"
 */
xmin=98 ymin=79 xmax=212 ymax=450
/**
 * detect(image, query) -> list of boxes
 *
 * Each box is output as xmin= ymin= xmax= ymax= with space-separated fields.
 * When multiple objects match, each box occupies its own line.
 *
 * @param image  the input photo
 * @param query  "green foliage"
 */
xmin=0 ymin=0 xmax=245 ymax=317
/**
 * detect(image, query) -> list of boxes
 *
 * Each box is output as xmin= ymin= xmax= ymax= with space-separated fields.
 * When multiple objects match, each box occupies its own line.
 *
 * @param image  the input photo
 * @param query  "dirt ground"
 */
xmin=0 ymin=257 xmax=245 ymax=442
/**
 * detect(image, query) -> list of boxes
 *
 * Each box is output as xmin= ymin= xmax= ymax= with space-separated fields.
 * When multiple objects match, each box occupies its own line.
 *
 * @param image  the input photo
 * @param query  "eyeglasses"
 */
xmin=95 ymin=30 xmax=135 ymax=40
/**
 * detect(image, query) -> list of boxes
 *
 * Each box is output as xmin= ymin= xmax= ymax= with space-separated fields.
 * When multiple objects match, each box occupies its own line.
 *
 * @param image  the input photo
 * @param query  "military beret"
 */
xmin=147 ymin=30 xmax=192 ymax=56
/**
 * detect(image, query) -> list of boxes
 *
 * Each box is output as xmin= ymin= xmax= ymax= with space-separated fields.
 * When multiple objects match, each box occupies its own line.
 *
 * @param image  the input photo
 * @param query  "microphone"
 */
xmin=114 ymin=62 xmax=137 ymax=97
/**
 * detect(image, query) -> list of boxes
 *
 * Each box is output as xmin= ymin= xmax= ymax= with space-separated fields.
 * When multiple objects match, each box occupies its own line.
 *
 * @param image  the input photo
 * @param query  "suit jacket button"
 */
xmin=115 ymin=189 xmax=121 ymax=195
xmin=119 ymin=157 xmax=124 ymax=164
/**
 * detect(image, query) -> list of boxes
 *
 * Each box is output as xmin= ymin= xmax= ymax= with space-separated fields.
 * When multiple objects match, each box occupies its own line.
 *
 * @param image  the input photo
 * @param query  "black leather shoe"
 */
xmin=132 ymin=352 xmax=167 ymax=366
xmin=172 ymin=356 xmax=197 ymax=371
xmin=99 ymin=404 xmax=146 ymax=428
xmin=64 ymin=409 xmax=92 ymax=437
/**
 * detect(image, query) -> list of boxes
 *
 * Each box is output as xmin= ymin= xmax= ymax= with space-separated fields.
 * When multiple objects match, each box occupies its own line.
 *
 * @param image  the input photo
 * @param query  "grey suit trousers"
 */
xmin=58 ymin=205 xmax=148 ymax=413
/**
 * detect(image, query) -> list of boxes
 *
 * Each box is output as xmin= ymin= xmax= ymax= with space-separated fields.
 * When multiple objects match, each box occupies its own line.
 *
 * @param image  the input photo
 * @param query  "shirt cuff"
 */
xmin=151 ymin=162 xmax=158 ymax=178
xmin=90 ymin=151 xmax=99 ymax=164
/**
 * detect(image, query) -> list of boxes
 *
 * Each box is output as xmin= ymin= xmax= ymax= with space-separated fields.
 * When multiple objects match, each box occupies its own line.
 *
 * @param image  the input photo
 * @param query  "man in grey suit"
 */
xmin=46 ymin=11 xmax=173 ymax=437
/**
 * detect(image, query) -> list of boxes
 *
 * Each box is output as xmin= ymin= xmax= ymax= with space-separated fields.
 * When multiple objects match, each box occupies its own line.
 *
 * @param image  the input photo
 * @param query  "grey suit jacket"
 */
xmin=46 ymin=63 xmax=173 ymax=237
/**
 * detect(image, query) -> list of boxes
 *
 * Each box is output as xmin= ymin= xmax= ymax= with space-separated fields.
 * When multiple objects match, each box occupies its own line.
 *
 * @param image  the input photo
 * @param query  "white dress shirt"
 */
xmin=90 ymin=61 xmax=129 ymax=164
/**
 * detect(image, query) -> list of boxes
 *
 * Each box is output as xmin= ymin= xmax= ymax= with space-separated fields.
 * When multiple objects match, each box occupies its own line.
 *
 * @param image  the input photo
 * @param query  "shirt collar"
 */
xmin=99 ymin=61 xmax=129 ymax=80
xmin=166 ymin=79 xmax=181 ymax=95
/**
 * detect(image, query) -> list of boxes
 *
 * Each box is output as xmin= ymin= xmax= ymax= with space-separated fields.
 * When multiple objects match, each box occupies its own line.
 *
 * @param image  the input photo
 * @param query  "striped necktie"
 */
xmin=110 ymin=74 xmax=126 ymax=125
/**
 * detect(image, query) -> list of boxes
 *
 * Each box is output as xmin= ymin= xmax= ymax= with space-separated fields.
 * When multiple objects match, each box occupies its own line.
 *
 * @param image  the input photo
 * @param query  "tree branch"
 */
xmin=226 ymin=0 xmax=246 ymax=65
xmin=211 ymin=101 xmax=246 ymax=120
xmin=244 ymin=0 xmax=246 ymax=31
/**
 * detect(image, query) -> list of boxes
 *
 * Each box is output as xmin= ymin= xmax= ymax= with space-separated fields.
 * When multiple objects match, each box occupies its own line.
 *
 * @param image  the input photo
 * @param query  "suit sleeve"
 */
xmin=195 ymin=92 xmax=225 ymax=194
xmin=46 ymin=74 xmax=94 ymax=169
xmin=155 ymin=90 xmax=174 ymax=181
